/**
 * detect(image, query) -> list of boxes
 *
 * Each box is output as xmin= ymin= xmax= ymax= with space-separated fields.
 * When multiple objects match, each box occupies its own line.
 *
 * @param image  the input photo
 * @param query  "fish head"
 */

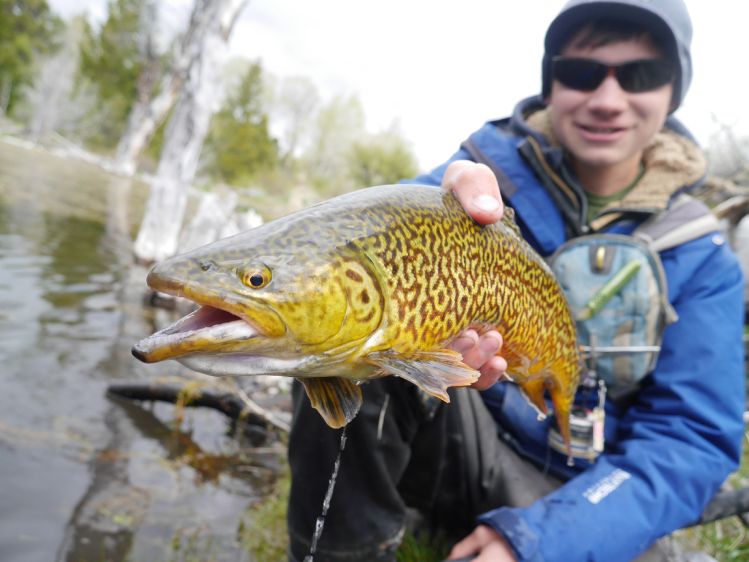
xmin=131 ymin=230 xmax=385 ymax=377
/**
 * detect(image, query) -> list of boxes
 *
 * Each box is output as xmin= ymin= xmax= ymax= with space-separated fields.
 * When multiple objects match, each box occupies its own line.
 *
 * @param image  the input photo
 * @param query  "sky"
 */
xmin=49 ymin=0 xmax=749 ymax=171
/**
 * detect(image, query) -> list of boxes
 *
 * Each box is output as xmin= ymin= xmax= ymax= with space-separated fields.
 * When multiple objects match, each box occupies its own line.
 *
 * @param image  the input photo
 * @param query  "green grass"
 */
xmin=396 ymin=531 xmax=448 ymax=562
xmin=239 ymin=464 xmax=448 ymax=562
xmin=241 ymin=465 xmax=291 ymax=561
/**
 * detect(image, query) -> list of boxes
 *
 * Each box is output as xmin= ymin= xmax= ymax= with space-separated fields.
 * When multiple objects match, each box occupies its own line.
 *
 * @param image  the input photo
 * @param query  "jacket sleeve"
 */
xmin=477 ymin=238 xmax=746 ymax=562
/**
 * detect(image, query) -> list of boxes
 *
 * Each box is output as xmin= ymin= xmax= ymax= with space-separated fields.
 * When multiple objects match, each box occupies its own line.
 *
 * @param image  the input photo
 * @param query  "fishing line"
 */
xmin=304 ymin=424 xmax=348 ymax=562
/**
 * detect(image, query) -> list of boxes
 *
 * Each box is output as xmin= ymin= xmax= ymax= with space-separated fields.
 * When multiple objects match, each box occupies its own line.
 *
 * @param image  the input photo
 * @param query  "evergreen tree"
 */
xmin=204 ymin=61 xmax=278 ymax=185
xmin=0 ymin=0 xmax=61 ymax=114
xmin=77 ymin=0 xmax=152 ymax=148
xmin=347 ymin=126 xmax=418 ymax=187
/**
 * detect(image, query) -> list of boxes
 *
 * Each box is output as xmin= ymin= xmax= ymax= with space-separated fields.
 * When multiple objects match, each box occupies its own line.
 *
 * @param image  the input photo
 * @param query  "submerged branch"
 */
xmin=107 ymin=380 xmax=290 ymax=433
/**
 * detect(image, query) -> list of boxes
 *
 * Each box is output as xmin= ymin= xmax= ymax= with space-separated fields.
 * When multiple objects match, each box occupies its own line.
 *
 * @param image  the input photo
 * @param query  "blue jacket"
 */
xmin=407 ymin=96 xmax=745 ymax=561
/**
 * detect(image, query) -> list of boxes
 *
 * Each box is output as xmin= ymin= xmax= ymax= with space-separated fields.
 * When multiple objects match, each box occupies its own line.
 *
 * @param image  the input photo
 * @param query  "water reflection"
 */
xmin=0 ymin=141 xmax=278 ymax=562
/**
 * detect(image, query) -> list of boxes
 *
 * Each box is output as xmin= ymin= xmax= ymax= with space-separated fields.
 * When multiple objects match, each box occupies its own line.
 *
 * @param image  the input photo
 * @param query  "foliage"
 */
xmin=347 ymin=126 xmax=419 ymax=187
xmin=203 ymin=61 xmax=279 ymax=186
xmin=302 ymin=94 xmax=366 ymax=195
xmin=76 ymin=0 xmax=154 ymax=148
xmin=14 ymin=15 xmax=89 ymax=141
xmin=396 ymin=531 xmax=449 ymax=562
xmin=241 ymin=463 xmax=290 ymax=560
xmin=0 ymin=0 xmax=62 ymax=114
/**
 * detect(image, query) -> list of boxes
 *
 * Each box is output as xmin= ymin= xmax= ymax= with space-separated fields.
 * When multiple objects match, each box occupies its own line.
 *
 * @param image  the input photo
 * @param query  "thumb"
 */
xmin=442 ymin=161 xmax=504 ymax=225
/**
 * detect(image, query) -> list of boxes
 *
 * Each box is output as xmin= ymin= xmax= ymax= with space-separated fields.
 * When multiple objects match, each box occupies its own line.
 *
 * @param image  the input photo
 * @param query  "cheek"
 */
xmin=631 ymin=87 xmax=672 ymax=122
xmin=548 ymin=84 xmax=587 ymax=132
xmin=548 ymin=83 xmax=589 ymax=112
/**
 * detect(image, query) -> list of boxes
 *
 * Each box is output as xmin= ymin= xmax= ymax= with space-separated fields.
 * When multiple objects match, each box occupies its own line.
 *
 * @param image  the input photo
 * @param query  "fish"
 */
xmin=132 ymin=184 xmax=580 ymax=450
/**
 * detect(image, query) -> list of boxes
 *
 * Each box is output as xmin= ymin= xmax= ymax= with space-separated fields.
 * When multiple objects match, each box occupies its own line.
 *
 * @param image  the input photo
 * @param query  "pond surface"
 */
xmin=0 ymin=140 xmax=282 ymax=562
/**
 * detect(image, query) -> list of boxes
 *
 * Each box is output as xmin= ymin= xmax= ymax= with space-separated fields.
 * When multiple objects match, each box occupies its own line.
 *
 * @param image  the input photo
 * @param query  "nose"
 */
xmin=587 ymin=73 xmax=628 ymax=115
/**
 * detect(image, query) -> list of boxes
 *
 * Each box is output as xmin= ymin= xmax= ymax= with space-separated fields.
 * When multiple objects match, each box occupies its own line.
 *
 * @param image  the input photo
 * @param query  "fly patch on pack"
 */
xmin=549 ymin=234 xmax=677 ymax=398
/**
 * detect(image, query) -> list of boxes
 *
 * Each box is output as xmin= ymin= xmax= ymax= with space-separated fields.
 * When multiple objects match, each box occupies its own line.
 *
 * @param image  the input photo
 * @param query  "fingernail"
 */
xmin=480 ymin=335 xmax=501 ymax=355
xmin=452 ymin=336 xmax=474 ymax=354
xmin=474 ymin=194 xmax=500 ymax=212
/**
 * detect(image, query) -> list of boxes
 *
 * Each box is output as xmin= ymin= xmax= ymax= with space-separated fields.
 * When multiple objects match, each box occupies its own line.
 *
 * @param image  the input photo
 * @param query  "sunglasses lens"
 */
xmin=552 ymin=58 xmax=674 ymax=93
xmin=553 ymin=59 xmax=607 ymax=91
xmin=617 ymin=60 xmax=674 ymax=92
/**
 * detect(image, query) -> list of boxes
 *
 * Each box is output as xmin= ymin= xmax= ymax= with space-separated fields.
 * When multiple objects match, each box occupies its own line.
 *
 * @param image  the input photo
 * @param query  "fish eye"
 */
xmin=239 ymin=266 xmax=272 ymax=289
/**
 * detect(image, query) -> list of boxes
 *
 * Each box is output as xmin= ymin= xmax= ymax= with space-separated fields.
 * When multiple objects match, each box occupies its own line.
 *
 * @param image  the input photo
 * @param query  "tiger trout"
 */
xmin=132 ymin=184 xmax=580 ymax=451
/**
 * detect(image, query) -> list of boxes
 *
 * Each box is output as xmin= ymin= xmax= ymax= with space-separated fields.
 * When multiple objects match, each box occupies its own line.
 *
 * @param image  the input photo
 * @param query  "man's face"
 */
xmin=548 ymin=35 xmax=674 ymax=180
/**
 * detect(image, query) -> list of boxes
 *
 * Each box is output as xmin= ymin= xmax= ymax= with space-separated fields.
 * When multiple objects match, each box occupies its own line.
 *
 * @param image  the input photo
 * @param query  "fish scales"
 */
xmin=132 ymin=184 xmax=580 ymax=452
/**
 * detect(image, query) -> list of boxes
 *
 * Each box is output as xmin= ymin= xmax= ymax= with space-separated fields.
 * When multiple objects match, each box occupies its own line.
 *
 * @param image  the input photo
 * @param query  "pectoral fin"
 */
xmin=300 ymin=377 xmax=363 ymax=428
xmin=366 ymin=349 xmax=479 ymax=402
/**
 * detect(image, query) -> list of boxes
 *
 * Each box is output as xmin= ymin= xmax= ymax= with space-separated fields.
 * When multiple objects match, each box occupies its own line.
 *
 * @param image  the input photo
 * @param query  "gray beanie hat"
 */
xmin=541 ymin=0 xmax=693 ymax=111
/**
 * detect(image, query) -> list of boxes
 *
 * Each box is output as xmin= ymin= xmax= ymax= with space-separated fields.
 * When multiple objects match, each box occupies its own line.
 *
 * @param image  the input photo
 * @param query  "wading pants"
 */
xmin=286 ymin=377 xmax=562 ymax=562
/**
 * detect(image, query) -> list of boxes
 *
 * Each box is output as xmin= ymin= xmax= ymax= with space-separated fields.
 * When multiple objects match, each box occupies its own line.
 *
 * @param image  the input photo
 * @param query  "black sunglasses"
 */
xmin=551 ymin=56 xmax=675 ymax=93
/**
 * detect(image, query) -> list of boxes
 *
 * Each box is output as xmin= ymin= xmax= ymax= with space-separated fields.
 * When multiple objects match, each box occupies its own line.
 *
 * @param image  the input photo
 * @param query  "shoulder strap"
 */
xmin=634 ymin=195 xmax=723 ymax=252
xmin=458 ymin=127 xmax=567 ymax=255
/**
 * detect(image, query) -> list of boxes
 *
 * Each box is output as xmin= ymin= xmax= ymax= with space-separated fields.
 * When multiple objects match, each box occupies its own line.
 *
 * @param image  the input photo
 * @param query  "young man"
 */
xmin=287 ymin=1 xmax=745 ymax=561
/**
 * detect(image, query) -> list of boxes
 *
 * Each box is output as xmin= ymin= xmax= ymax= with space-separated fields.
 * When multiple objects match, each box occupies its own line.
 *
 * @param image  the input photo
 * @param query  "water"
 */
xmin=303 ymin=427 xmax=347 ymax=562
xmin=0 ymin=141 xmax=281 ymax=562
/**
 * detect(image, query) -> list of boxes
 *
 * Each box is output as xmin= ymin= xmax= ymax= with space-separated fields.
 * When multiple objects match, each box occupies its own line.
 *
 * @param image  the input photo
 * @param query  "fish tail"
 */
xmin=549 ymin=379 xmax=574 ymax=466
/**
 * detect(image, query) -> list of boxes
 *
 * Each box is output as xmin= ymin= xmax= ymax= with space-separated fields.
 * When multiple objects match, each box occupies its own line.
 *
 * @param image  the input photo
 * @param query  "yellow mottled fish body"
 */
xmin=132 ymin=185 xmax=580 ymax=447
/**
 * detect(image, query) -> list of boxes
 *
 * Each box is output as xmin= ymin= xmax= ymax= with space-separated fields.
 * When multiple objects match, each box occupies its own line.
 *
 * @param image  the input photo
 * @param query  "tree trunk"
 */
xmin=114 ymin=0 xmax=247 ymax=175
xmin=113 ymin=65 xmax=178 ymax=175
xmin=177 ymin=188 xmax=238 ymax=253
xmin=133 ymin=0 xmax=248 ymax=263
xmin=0 ymin=76 xmax=12 ymax=115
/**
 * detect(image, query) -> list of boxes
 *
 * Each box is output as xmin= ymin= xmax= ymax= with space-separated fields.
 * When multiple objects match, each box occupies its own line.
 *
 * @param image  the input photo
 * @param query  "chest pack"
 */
xmin=459 ymin=134 xmax=723 ymax=396
xmin=548 ymin=195 xmax=723 ymax=399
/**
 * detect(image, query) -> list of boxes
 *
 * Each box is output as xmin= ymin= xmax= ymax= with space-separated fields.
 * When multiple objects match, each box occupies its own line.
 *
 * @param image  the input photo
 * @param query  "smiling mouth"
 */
xmin=580 ymin=124 xmax=626 ymax=132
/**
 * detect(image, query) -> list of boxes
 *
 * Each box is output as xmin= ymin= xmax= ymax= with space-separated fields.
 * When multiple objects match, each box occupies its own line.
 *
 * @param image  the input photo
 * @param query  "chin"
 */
xmin=571 ymin=146 xmax=637 ymax=169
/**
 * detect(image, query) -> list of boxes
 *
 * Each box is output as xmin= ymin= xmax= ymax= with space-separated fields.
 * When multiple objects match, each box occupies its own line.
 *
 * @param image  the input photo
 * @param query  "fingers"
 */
xmin=450 ymin=329 xmax=479 ymax=355
xmin=448 ymin=526 xmax=484 ymax=560
xmin=448 ymin=526 xmax=516 ymax=561
xmin=442 ymin=160 xmax=504 ymax=225
xmin=460 ymin=331 xmax=502 ymax=370
xmin=473 ymin=356 xmax=508 ymax=390
xmin=447 ymin=330 xmax=508 ymax=390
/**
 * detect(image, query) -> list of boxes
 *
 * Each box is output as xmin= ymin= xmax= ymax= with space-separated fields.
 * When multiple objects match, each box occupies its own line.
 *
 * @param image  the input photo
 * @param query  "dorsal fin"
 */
xmin=502 ymin=206 xmax=523 ymax=238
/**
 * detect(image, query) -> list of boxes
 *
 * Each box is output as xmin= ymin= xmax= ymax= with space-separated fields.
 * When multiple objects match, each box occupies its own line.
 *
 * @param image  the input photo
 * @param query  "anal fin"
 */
xmin=300 ymin=376 xmax=363 ymax=428
xmin=366 ymin=349 xmax=479 ymax=402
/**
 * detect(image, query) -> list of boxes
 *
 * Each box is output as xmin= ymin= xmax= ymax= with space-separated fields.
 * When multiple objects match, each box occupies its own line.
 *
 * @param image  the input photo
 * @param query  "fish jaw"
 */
xmin=175 ymin=352 xmax=315 ymax=377
xmin=131 ymin=305 xmax=260 ymax=363
xmin=133 ymin=271 xmax=290 ymax=365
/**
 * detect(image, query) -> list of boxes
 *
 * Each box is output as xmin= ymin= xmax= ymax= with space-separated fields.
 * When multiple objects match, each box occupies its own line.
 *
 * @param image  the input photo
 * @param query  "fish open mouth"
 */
xmin=132 ymin=305 xmax=259 ymax=363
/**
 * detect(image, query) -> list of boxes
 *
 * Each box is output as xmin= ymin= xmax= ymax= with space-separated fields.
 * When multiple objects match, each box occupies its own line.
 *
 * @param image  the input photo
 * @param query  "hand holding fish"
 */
xmin=447 ymin=524 xmax=517 ymax=562
xmin=443 ymin=160 xmax=509 ymax=390
xmin=442 ymin=160 xmax=504 ymax=225
xmin=448 ymin=329 xmax=507 ymax=390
